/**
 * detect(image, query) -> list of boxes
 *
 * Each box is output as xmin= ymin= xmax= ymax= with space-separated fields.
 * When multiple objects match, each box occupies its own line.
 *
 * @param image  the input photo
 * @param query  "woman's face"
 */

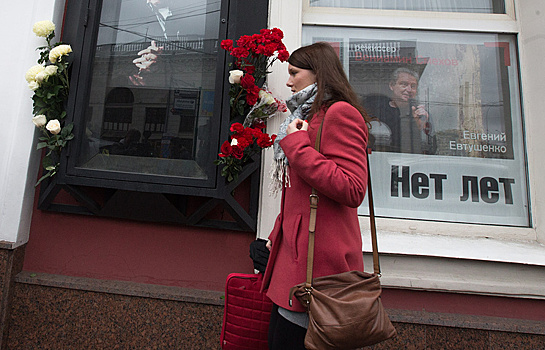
xmin=286 ymin=64 xmax=316 ymax=94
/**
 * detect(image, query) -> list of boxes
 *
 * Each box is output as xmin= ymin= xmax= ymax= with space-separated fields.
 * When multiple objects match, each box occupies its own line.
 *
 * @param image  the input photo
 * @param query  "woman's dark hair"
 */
xmin=288 ymin=42 xmax=370 ymax=123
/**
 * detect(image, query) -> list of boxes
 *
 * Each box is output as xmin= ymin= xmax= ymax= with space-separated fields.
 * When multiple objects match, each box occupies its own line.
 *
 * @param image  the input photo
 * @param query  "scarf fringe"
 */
xmin=269 ymin=158 xmax=290 ymax=197
xmin=269 ymin=84 xmax=317 ymax=196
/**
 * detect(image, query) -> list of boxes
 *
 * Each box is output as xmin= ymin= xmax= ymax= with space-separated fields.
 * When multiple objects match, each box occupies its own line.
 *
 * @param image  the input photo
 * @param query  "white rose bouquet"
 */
xmin=26 ymin=20 xmax=74 ymax=186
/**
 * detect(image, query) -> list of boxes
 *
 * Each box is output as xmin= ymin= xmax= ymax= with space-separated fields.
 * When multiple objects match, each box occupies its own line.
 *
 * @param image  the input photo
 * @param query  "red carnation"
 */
xmin=255 ymin=43 xmax=277 ymax=56
xmin=253 ymin=33 xmax=266 ymax=44
xmin=233 ymin=135 xmax=250 ymax=149
xmin=241 ymin=127 xmax=255 ymax=142
xmin=252 ymin=120 xmax=266 ymax=129
xmin=244 ymin=65 xmax=255 ymax=74
xmin=231 ymin=145 xmax=244 ymax=159
xmin=237 ymin=35 xmax=257 ymax=51
xmin=240 ymin=74 xmax=256 ymax=90
xmin=219 ymin=141 xmax=232 ymax=157
xmin=278 ymin=49 xmax=289 ymax=62
xmin=231 ymin=47 xmax=250 ymax=58
xmin=230 ymin=122 xmax=244 ymax=134
xmin=221 ymin=39 xmax=233 ymax=51
xmin=271 ymin=28 xmax=284 ymax=40
xmin=248 ymin=127 xmax=263 ymax=137
xmin=254 ymin=45 xmax=265 ymax=55
xmin=257 ymin=133 xmax=274 ymax=148
xmin=264 ymin=43 xmax=277 ymax=56
xmin=246 ymin=86 xmax=260 ymax=105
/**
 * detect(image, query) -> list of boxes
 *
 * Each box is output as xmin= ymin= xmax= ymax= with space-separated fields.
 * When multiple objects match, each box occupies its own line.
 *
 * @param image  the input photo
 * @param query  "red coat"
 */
xmin=262 ymin=101 xmax=369 ymax=312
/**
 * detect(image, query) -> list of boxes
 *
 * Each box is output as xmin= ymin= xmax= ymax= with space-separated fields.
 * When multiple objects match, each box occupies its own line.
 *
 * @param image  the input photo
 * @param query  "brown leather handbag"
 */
xmin=289 ymin=120 xmax=396 ymax=350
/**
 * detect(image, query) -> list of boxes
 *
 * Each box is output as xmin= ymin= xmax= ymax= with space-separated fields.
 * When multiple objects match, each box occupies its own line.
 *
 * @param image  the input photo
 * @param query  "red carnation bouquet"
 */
xmin=221 ymin=27 xmax=289 ymax=121
xmin=214 ymin=122 xmax=277 ymax=182
xmin=216 ymin=28 xmax=289 ymax=182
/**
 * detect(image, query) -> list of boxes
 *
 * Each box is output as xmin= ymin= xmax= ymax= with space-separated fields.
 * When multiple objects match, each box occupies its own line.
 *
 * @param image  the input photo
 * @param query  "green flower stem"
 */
xmin=58 ymin=68 xmax=70 ymax=90
xmin=233 ymin=87 xmax=244 ymax=108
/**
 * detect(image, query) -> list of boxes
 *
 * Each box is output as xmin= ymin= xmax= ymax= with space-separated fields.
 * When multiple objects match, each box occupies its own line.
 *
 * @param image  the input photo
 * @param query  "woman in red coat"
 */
xmin=263 ymin=42 xmax=371 ymax=349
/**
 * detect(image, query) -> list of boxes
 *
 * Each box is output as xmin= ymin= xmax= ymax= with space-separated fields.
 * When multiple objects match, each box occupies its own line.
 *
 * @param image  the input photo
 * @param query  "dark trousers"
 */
xmin=268 ymin=304 xmax=307 ymax=350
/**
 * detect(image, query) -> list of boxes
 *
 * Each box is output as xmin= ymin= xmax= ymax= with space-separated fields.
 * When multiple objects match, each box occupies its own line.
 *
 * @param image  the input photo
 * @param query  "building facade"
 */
xmin=1 ymin=0 xmax=544 ymax=348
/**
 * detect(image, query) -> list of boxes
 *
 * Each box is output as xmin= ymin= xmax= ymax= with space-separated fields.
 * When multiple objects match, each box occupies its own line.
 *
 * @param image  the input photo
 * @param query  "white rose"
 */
xmin=44 ymin=65 xmax=58 ymax=76
xmin=45 ymin=119 xmax=61 ymax=135
xmin=35 ymin=71 xmax=48 ymax=83
xmin=228 ymin=70 xmax=244 ymax=84
xmin=49 ymin=44 xmax=72 ymax=63
xmin=259 ymin=90 xmax=275 ymax=105
xmin=230 ymin=138 xmax=238 ymax=146
xmin=32 ymin=115 xmax=47 ymax=127
xmin=25 ymin=65 xmax=45 ymax=83
xmin=32 ymin=20 xmax=55 ymax=37
xmin=28 ymin=81 xmax=40 ymax=91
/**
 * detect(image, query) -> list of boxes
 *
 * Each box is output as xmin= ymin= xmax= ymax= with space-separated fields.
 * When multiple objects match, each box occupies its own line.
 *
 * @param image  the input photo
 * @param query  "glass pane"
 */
xmin=76 ymin=0 xmax=220 ymax=180
xmin=303 ymin=26 xmax=528 ymax=227
xmin=309 ymin=0 xmax=506 ymax=14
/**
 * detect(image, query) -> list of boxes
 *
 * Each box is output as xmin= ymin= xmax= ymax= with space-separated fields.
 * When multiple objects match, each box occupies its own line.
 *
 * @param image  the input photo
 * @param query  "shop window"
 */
xmin=309 ymin=0 xmax=506 ymax=13
xmin=37 ymin=0 xmax=269 ymax=231
xmin=72 ymin=0 xmax=220 ymax=183
xmin=303 ymin=26 xmax=529 ymax=227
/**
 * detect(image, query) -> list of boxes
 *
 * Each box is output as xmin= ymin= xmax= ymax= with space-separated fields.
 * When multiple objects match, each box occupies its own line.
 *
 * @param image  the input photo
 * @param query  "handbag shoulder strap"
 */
xmin=366 ymin=150 xmax=381 ymax=275
xmin=306 ymin=118 xmax=380 ymax=288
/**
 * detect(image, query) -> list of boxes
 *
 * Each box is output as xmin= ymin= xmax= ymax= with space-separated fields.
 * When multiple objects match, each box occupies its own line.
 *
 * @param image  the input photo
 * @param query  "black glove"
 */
xmin=249 ymin=238 xmax=270 ymax=273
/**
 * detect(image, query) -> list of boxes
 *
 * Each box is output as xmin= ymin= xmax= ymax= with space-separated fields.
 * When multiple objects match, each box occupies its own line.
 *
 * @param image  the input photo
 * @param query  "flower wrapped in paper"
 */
xmin=243 ymin=88 xmax=288 ymax=127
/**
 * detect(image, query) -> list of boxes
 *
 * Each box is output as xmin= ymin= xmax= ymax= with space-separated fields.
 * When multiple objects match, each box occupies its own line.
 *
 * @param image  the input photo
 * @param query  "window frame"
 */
xmin=300 ymin=0 xmax=531 ymax=236
xmin=301 ymin=26 xmax=529 ymax=227
xmin=260 ymin=0 xmax=535 ymax=244
xmin=60 ymin=0 xmax=229 ymax=191
xmin=35 ymin=0 xmax=270 ymax=232
xmin=307 ymin=0 xmax=509 ymax=14
xmin=302 ymin=0 xmax=517 ymax=33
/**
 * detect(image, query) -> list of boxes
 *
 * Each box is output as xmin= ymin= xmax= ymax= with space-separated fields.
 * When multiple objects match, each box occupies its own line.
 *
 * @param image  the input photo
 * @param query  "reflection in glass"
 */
xmin=345 ymin=35 xmax=514 ymax=159
xmin=309 ymin=0 xmax=505 ymax=14
xmin=303 ymin=27 xmax=529 ymax=227
xmin=76 ymin=0 xmax=220 ymax=179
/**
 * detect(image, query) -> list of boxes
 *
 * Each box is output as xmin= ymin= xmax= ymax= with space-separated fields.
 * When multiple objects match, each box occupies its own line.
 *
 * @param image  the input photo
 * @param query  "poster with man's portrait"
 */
xmin=304 ymin=27 xmax=529 ymax=227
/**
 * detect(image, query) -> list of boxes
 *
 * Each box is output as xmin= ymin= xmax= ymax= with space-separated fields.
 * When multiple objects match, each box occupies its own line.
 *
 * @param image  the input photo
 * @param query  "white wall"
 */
xmin=0 ymin=0 xmax=65 ymax=246
xmin=517 ymin=0 xmax=545 ymax=244
xmin=258 ymin=0 xmax=304 ymax=239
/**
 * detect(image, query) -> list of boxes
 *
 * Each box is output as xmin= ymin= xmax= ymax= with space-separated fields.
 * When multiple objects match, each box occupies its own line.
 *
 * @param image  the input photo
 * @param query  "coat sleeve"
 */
xmin=279 ymin=102 xmax=368 ymax=207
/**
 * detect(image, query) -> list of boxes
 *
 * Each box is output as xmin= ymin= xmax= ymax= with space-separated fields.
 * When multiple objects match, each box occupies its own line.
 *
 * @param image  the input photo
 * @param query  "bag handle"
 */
xmin=306 ymin=118 xmax=380 ymax=289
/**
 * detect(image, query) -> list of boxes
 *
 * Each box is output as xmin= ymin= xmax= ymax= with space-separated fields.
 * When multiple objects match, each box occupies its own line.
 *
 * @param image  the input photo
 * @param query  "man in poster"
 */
xmin=364 ymin=67 xmax=437 ymax=154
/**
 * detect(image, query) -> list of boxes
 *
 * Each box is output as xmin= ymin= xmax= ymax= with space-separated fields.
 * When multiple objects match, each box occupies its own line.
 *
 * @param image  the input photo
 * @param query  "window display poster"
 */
xmin=304 ymin=28 xmax=529 ymax=226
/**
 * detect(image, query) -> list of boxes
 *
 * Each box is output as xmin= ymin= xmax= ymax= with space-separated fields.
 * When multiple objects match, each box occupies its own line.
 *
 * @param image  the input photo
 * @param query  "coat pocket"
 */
xmin=284 ymin=214 xmax=302 ymax=261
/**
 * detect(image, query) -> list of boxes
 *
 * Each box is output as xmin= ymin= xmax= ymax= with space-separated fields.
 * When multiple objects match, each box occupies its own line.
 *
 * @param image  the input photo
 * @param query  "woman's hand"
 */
xmin=266 ymin=240 xmax=272 ymax=251
xmin=286 ymin=118 xmax=308 ymax=135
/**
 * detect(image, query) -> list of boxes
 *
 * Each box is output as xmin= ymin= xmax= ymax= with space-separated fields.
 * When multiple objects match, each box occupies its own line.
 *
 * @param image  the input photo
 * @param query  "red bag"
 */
xmin=220 ymin=273 xmax=273 ymax=350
